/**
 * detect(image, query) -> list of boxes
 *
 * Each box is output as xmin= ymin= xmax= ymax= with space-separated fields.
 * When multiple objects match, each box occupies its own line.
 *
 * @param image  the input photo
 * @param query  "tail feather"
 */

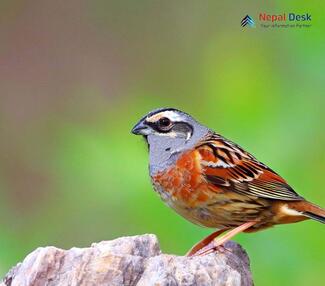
xmin=289 ymin=201 xmax=325 ymax=224
xmin=302 ymin=211 xmax=325 ymax=224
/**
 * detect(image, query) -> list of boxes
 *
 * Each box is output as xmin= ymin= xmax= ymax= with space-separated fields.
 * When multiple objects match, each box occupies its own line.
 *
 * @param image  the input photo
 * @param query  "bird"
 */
xmin=131 ymin=107 xmax=325 ymax=256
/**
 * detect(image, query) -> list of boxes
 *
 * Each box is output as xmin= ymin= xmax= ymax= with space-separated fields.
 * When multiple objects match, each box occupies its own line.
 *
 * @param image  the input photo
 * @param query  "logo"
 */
xmin=241 ymin=13 xmax=312 ymax=29
xmin=241 ymin=15 xmax=255 ymax=27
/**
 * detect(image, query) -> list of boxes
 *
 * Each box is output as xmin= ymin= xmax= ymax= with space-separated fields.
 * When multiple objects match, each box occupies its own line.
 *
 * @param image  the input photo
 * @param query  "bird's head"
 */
xmin=131 ymin=108 xmax=209 ymax=170
xmin=132 ymin=108 xmax=197 ymax=140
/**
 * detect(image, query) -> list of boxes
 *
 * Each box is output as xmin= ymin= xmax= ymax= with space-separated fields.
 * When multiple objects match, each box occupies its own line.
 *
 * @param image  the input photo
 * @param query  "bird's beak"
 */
xmin=131 ymin=120 xmax=150 ymax=135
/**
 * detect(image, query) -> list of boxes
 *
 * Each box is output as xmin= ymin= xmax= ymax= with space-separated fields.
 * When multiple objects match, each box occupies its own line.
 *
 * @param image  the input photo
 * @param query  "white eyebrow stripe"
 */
xmin=147 ymin=110 xmax=183 ymax=122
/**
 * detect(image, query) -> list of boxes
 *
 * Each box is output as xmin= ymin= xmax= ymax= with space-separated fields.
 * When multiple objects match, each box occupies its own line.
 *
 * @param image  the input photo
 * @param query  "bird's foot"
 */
xmin=186 ymin=229 xmax=228 ymax=257
xmin=192 ymin=242 xmax=231 ymax=256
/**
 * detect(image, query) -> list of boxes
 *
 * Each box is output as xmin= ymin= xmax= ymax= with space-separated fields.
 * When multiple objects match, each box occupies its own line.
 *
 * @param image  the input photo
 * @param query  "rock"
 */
xmin=1 ymin=234 xmax=253 ymax=286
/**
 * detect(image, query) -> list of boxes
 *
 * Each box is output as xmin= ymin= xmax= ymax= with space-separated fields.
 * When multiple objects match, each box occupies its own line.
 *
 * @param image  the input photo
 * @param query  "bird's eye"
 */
xmin=157 ymin=117 xmax=172 ymax=130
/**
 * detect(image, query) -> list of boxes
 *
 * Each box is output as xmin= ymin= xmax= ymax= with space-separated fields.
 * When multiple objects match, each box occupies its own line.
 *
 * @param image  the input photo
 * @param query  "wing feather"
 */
xmin=197 ymin=132 xmax=303 ymax=201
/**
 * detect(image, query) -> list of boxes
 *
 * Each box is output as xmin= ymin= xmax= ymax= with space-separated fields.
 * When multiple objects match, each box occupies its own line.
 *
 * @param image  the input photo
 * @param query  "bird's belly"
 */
xmin=152 ymin=183 xmax=219 ymax=227
xmin=152 ymin=181 xmax=268 ymax=228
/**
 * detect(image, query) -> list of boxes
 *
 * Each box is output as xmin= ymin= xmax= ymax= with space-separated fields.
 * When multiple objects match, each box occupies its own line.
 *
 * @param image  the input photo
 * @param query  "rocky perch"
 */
xmin=1 ymin=234 xmax=253 ymax=286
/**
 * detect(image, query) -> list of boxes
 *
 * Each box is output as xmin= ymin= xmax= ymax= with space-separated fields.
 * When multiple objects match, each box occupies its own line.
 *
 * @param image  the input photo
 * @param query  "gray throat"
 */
xmin=147 ymin=125 xmax=209 ymax=175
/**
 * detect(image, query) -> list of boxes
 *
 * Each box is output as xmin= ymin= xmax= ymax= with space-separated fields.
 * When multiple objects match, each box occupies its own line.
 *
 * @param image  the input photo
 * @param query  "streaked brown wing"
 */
xmin=196 ymin=132 xmax=303 ymax=201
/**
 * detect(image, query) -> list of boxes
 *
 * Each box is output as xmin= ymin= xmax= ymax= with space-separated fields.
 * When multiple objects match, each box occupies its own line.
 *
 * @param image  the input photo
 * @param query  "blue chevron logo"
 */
xmin=241 ymin=15 xmax=255 ymax=27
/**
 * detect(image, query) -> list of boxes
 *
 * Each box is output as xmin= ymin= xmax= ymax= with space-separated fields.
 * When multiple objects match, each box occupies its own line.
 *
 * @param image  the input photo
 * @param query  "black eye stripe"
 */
xmin=145 ymin=119 xmax=193 ymax=137
xmin=146 ymin=121 xmax=172 ymax=133
xmin=144 ymin=117 xmax=173 ymax=133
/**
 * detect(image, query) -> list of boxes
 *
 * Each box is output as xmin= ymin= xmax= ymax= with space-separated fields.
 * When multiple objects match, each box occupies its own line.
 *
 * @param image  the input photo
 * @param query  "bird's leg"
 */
xmin=194 ymin=221 xmax=258 ymax=256
xmin=186 ymin=228 xmax=229 ymax=257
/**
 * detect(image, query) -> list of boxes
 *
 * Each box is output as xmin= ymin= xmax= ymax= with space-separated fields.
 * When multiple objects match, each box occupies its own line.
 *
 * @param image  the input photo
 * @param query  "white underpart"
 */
xmin=281 ymin=204 xmax=303 ymax=216
xmin=201 ymin=160 xmax=234 ymax=168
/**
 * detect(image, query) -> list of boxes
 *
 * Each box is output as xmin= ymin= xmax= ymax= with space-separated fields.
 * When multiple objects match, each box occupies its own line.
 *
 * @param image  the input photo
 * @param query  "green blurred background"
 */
xmin=0 ymin=1 xmax=324 ymax=285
